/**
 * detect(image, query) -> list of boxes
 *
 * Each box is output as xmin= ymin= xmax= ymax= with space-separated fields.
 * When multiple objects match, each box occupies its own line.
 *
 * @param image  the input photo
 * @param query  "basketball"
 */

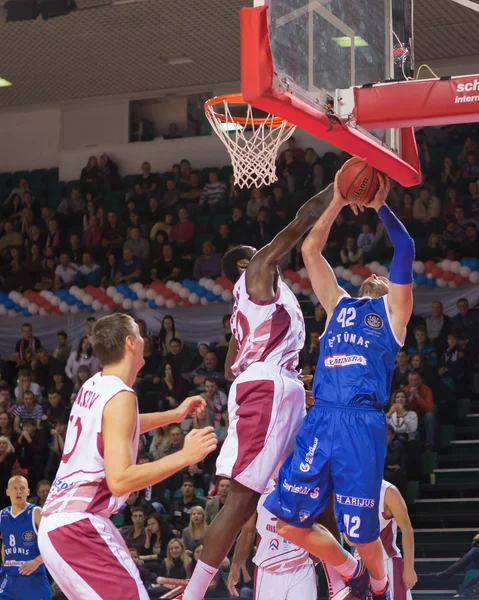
xmin=337 ymin=158 xmax=380 ymax=205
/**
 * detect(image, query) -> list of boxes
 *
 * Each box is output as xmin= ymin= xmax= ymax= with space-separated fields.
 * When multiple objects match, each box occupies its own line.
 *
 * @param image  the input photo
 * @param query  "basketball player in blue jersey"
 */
xmin=265 ymin=173 xmax=414 ymax=600
xmin=0 ymin=475 xmax=51 ymax=599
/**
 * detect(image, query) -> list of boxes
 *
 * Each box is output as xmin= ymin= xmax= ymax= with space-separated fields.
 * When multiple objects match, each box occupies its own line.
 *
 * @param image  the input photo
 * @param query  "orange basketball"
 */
xmin=337 ymin=157 xmax=380 ymax=205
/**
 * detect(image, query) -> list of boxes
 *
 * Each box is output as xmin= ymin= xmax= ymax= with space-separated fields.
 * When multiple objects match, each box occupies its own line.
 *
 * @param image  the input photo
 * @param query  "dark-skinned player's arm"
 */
xmin=384 ymin=485 xmax=417 ymax=590
xmin=367 ymin=174 xmax=415 ymax=344
xmin=227 ymin=511 xmax=257 ymax=597
xmin=301 ymin=175 xmax=349 ymax=318
xmin=246 ymin=183 xmax=334 ymax=301
xmin=225 ymin=336 xmax=238 ymax=381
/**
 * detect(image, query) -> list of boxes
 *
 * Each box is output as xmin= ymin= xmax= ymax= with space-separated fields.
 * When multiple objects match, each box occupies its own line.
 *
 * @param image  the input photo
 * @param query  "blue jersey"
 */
xmin=313 ymin=294 xmax=402 ymax=410
xmin=0 ymin=503 xmax=44 ymax=576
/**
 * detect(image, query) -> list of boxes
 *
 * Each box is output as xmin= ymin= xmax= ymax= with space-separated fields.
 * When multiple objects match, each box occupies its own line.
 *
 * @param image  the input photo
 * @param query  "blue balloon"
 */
xmin=22 ymin=309 xmax=31 ymax=317
xmin=217 ymin=296 xmax=224 ymax=303
xmin=206 ymin=291 xmax=216 ymax=302
xmin=4 ymin=299 xmax=14 ymax=310
xmin=78 ymin=302 xmax=86 ymax=310
xmin=196 ymin=287 xmax=207 ymax=298
xmin=66 ymin=296 xmax=76 ymax=305
xmin=149 ymin=300 xmax=157 ymax=309
xmin=14 ymin=305 xmax=22 ymax=313
xmin=87 ymin=306 xmax=95 ymax=313
xmin=55 ymin=290 xmax=67 ymax=299
xmin=414 ymin=274 xmax=426 ymax=286
xmin=0 ymin=292 xmax=8 ymax=303
xmin=337 ymin=277 xmax=345 ymax=286
xmin=343 ymin=281 xmax=354 ymax=292
xmin=426 ymin=278 xmax=436 ymax=289
xmin=129 ymin=292 xmax=138 ymax=300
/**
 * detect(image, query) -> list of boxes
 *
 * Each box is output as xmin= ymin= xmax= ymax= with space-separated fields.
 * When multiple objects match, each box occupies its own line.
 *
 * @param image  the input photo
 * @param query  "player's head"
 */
xmin=222 ymin=245 xmax=257 ymax=284
xmin=90 ymin=313 xmax=144 ymax=371
xmin=6 ymin=475 xmax=29 ymax=508
xmin=358 ymin=274 xmax=389 ymax=298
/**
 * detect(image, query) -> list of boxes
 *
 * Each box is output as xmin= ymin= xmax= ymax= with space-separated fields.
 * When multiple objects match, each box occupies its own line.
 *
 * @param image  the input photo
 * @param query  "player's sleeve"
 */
xmin=377 ymin=205 xmax=414 ymax=284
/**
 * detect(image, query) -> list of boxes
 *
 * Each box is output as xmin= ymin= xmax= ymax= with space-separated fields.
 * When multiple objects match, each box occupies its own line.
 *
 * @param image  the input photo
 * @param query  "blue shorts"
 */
xmin=264 ymin=404 xmax=387 ymax=544
xmin=0 ymin=573 xmax=52 ymax=600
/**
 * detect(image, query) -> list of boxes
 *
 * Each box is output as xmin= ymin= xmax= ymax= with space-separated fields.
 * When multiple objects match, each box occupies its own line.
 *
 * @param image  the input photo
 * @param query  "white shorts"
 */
xmin=385 ymin=556 xmax=412 ymax=600
xmin=216 ymin=363 xmax=306 ymax=494
xmin=254 ymin=563 xmax=317 ymax=600
xmin=38 ymin=512 xmax=149 ymax=600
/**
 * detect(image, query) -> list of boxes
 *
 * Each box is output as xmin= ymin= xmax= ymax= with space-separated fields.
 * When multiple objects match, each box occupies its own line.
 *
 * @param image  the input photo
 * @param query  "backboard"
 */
xmin=251 ymin=0 xmax=413 ymax=149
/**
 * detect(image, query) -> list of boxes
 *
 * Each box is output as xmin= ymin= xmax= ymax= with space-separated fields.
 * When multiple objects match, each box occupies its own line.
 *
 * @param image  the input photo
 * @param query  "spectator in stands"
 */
xmin=149 ymin=539 xmax=190 ymax=597
xmin=452 ymin=297 xmax=479 ymax=349
xmin=279 ymin=148 xmax=308 ymax=192
xmin=182 ymin=506 xmax=207 ymax=552
xmin=80 ymin=156 xmax=102 ymax=196
xmin=115 ymin=247 xmax=143 ymax=285
xmin=65 ymin=337 xmax=100 ymax=384
xmin=190 ymin=352 xmax=225 ymax=392
xmin=13 ymin=391 xmax=43 ymax=433
xmin=462 ymin=223 xmax=479 ymax=257
xmin=169 ymin=477 xmax=206 ymax=536
xmin=57 ymin=187 xmax=85 ymax=225
xmin=0 ymin=221 xmax=22 ymax=256
xmin=158 ymin=315 xmax=181 ymax=356
xmin=438 ymin=332 xmax=468 ymax=391
xmin=73 ymin=251 xmax=101 ymax=288
xmin=14 ymin=369 xmax=41 ymax=405
xmin=51 ymin=368 xmax=74 ymax=405
xmin=179 ymin=171 xmax=202 ymax=207
xmin=54 ymin=253 xmax=77 ymax=289
xmin=250 ymin=207 xmax=279 ymax=248
xmin=0 ymin=413 xmax=14 ymax=442
xmin=211 ymin=223 xmax=231 ymax=257
xmin=22 ymin=243 xmax=43 ymax=284
xmin=156 ymin=425 xmax=185 ymax=461
xmin=191 ymin=343 xmax=211 ymax=370
xmin=199 ymin=170 xmax=226 ymax=213
xmin=0 ymin=436 xmax=22 ymax=509
xmin=201 ymin=378 xmax=227 ymax=427
xmin=408 ymin=325 xmax=437 ymax=368
xmin=15 ymin=418 xmax=48 ymax=487
xmin=101 ymin=211 xmax=126 ymax=255
xmin=413 ymin=187 xmax=441 ymax=232
xmin=124 ymin=225 xmax=150 ymax=262
xmin=442 ymin=187 xmax=462 ymax=220
xmin=159 ymin=338 xmax=191 ymax=377
xmin=228 ymin=205 xmax=250 ymax=245
xmin=387 ymin=390 xmax=418 ymax=443
xmin=29 ymin=480 xmax=51 ymax=509
xmin=440 ymin=158 xmax=460 ymax=193
xmin=99 ymin=152 xmax=121 ymax=192
xmin=426 ymin=300 xmax=452 ymax=352
xmin=404 ymin=371 xmax=435 ymax=448
xmin=340 ymin=236 xmax=363 ymax=266
xmin=51 ymin=332 xmax=69 ymax=364
xmin=169 ymin=208 xmax=195 ymax=252
xmin=161 ymin=178 xmax=180 ymax=210
xmin=155 ymin=363 xmax=188 ymax=411
xmin=193 ymin=241 xmax=222 ymax=281
xmin=461 ymin=151 xmax=479 ymax=183
xmin=83 ymin=215 xmax=102 ymax=252
xmin=151 ymin=243 xmax=182 ymax=283
xmin=44 ymin=417 xmax=67 ymax=481
xmin=418 ymin=232 xmax=447 ymax=263
xmin=384 ymin=425 xmax=407 ymax=497
xmin=14 ymin=324 xmax=41 ymax=368
xmin=206 ymin=478 xmax=231 ymax=525
xmin=66 ymin=233 xmax=84 ymax=266
xmin=144 ymin=197 xmax=163 ymax=231
xmin=5 ymin=177 xmax=31 ymax=206
xmin=150 ymin=212 xmax=174 ymax=241
xmin=30 ymin=347 xmax=62 ymax=394
xmin=43 ymin=387 xmax=70 ymax=424
xmin=133 ymin=162 xmax=157 ymax=200
xmin=121 ymin=506 xmax=148 ymax=553
xmin=141 ymin=512 xmax=174 ymax=561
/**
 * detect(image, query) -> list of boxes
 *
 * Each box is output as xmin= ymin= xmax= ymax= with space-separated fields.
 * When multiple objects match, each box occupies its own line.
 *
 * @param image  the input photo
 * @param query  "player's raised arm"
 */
xmin=384 ymin=485 xmax=417 ymax=590
xmin=368 ymin=174 xmax=414 ymax=343
xmin=245 ymin=183 xmax=334 ymax=301
xmin=301 ymin=175 xmax=349 ymax=315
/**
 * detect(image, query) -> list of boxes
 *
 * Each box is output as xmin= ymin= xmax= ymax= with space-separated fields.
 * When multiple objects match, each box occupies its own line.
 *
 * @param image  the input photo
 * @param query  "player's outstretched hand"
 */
xmin=175 ymin=395 xmax=207 ymax=421
xmin=19 ymin=558 xmax=41 ymax=576
xmin=368 ymin=172 xmax=391 ymax=212
xmin=227 ymin=562 xmax=242 ymax=597
xmin=183 ymin=427 xmax=217 ymax=464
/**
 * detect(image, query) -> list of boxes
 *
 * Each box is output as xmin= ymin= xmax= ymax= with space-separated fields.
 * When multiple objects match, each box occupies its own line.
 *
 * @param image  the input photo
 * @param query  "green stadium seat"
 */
xmin=189 ymin=342 xmax=198 ymax=357
xmin=105 ymin=191 xmax=126 ymax=212
xmin=194 ymin=233 xmax=213 ymax=254
xmin=65 ymin=180 xmax=81 ymax=196
xmin=123 ymin=175 xmax=138 ymax=191
xmin=12 ymin=170 xmax=30 ymax=187
xmin=30 ymin=169 xmax=48 ymax=190
xmin=111 ymin=513 xmax=124 ymax=528
xmin=421 ymin=450 xmax=437 ymax=476
xmin=463 ymin=570 xmax=479 ymax=588
xmin=220 ymin=165 xmax=233 ymax=183
xmin=212 ymin=214 xmax=229 ymax=231
xmin=193 ymin=215 xmax=211 ymax=233
xmin=405 ymin=480 xmax=419 ymax=505
xmin=173 ymin=488 xmax=205 ymax=500
xmin=47 ymin=167 xmax=59 ymax=183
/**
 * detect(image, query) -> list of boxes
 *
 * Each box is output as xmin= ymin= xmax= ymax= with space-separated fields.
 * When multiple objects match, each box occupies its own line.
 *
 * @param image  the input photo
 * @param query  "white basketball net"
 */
xmin=205 ymin=100 xmax=296 ymax=189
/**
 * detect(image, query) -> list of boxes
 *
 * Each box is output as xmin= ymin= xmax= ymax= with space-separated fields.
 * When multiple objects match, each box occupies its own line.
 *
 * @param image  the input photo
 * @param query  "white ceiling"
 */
xmin=0 ymin=0 xmax=478 ymax=109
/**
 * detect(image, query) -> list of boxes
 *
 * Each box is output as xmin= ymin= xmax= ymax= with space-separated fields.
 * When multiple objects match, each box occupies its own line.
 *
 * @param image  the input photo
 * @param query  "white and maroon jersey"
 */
xmin=254 ymin=481 xmax=313 ymax=573
xmin=42 ymin=373 xmax=139 ymax=518
xmin=380 ymin=480 xmax=402 ymax=559
xmin=230 ymin=272 xmax=305 ymax=377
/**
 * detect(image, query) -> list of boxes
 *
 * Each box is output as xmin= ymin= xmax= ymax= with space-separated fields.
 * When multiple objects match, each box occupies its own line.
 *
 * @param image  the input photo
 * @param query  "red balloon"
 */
xmin=351 ymin=264 xmax=362 ymax=275
xmin=45 ymin=305 xmax=55 ymax=314
xmin=183 ymin=299 xmax=191 ymax=307
xmin=453 ymin=274 xmax=466 ymax=286
xmin=299 ymin=278 xmax=312 ymax=289
xmin=431 ymin=267 xmax=443 ymax=279
xmin=163 ymin=289 xmax=173 ymax=299
xmin=424 ymin=260 xmax=436 ymax=273
xmin=442 ymin=271 xmax=454 ymax=282
xmin=359 ymin=267 xmax=371 ymax=279
xmin=289 ymin=272 xmax=301 ymax=283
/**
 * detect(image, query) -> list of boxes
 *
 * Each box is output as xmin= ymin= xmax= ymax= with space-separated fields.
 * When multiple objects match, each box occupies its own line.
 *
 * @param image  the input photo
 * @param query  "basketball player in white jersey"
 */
xmin=182 ymin=183 xmax=338 ymax=600
xmin=227 ymin=480 xmax=352 ymax=600
xmin=37 ymin=313 xmax=217 ymax=600
xmin=376 ymin=480 xmax=417 ymax=600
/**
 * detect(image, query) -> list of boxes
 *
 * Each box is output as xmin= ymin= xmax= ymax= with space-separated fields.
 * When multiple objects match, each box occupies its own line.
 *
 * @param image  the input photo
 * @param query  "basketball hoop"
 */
xmin=204 ymin=93 xmax=296 ymax=189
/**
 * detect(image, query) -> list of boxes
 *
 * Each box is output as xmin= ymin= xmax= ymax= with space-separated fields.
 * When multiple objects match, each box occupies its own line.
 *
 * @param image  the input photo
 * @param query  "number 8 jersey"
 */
xmin=42 ymin=373 xmax=139 ymax=518
xmin=313 ymin=294 xmax=402 ymax=410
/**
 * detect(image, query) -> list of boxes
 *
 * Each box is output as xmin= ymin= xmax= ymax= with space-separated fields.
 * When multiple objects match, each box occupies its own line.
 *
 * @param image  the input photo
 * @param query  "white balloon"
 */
xmin=212 ymin=284 xmax=223 ymax=296
xmin=131 ymin=282 xmax=141 ymax=292
xmin=448 ymin=281 xmax=457 ymax=288
xmin=298 ymin=267 xmax=308 ymax=279
xmin=122 ymin=299 xmax=133 ymax=310
xmin=146 ymin=289 xmax=156 ymax=300
xmin=377 ymin=265 xmax=389 ymax=276
xmin=106 ymin=286 xmax=116 ymax=298
xmin=450 ymin=261 xmax=461 ymax=274
xmin=102 ymin=304 xmax=110 ymax=312
xmin=8 ymin=309 xmax=17 ymax=318
xmin=40 ymin=290 xmax=49 ymax=298
xmin=334 ymin=266 xmax=345 ymax=277
xmin=198 ymin=278 xmax=207 ymax=287
xmin=436 ymin=278 xmax=447 ymax=288
xmin=19 ymin=298 xmax=29 ymax=308
xmin=309 ymin=293 xmax=318 ymax=305
xmin=413 ymin=261 xmax=424 ymax=274
xmin=82 ymin=294 xmax=93 ymax=306
xmin=50 ymin=296 xmax=61 ymax=307
xmin=137 ymin=288 xmax=147 ymax=300
xmin=165 ymin=280 xmax=175 ymax=289
xmin=28 ymin=303 xmax=39 ymax=315
xmin=351 ymin=274 xmax=363 ymax=287
xmin=200 ymin=297 xmax=209 ymax=306
xmin=92 ymin=299 xmax=103 ymax=311
xmin=172 ymin=282 xmax=182 ymax=294
xmin=460 ymin=266 xmax=472 ymax=278
xmin=441 ymin=259 xmax=452 ymax=271
xmin=470 ymin=271 xmax=479 ymax=284
xmin=76 ymin=290 xmax=86 ymax=301
xmin=221 ymin=290 xmax=233 ymax=302
xmin=113 ymin=293 xmax=124 ymax=304
xmin=70 ymin=304 xmax=80 ymax=314
xmin=179 ymin=288 xmax=190 ymax=299
xmin=69 ymin=286 xmax=79 ymax=295
xmin=166 ymin=300 xmax=176 ymax=309
xmin=0 ymin=305 xmax=6 ymax=316
xmin=133 ymin=300 xmax=143 ymax=310
xmin=203 ymin=279 xmax=215 ymax=291
xmin=39 ymin=308 xmax=47 ymax=316
xmin=369 ymin=261 xmax=381 ymax=273
xmin=155 ymin=295 xmax=165 ymax=307
xmin=60 ymin=302 xmax=69 ymax=313
xmin=342 ymin=269 xmax=353 ymax=281
xmin=291 ymin=283 xmax=301 ymax=295
xmin=8 ymin=291 xmax=17 ymax=300
xmin=189 ymin=293 xmax=200 ymax=305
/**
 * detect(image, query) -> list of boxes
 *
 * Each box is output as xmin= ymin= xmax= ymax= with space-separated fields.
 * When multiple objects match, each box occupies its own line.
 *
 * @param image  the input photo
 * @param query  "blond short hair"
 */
xmin=89 ymin=313 xmax=137 ymax=366
xmin=0 ymin=436 xmax=15 ymax=454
